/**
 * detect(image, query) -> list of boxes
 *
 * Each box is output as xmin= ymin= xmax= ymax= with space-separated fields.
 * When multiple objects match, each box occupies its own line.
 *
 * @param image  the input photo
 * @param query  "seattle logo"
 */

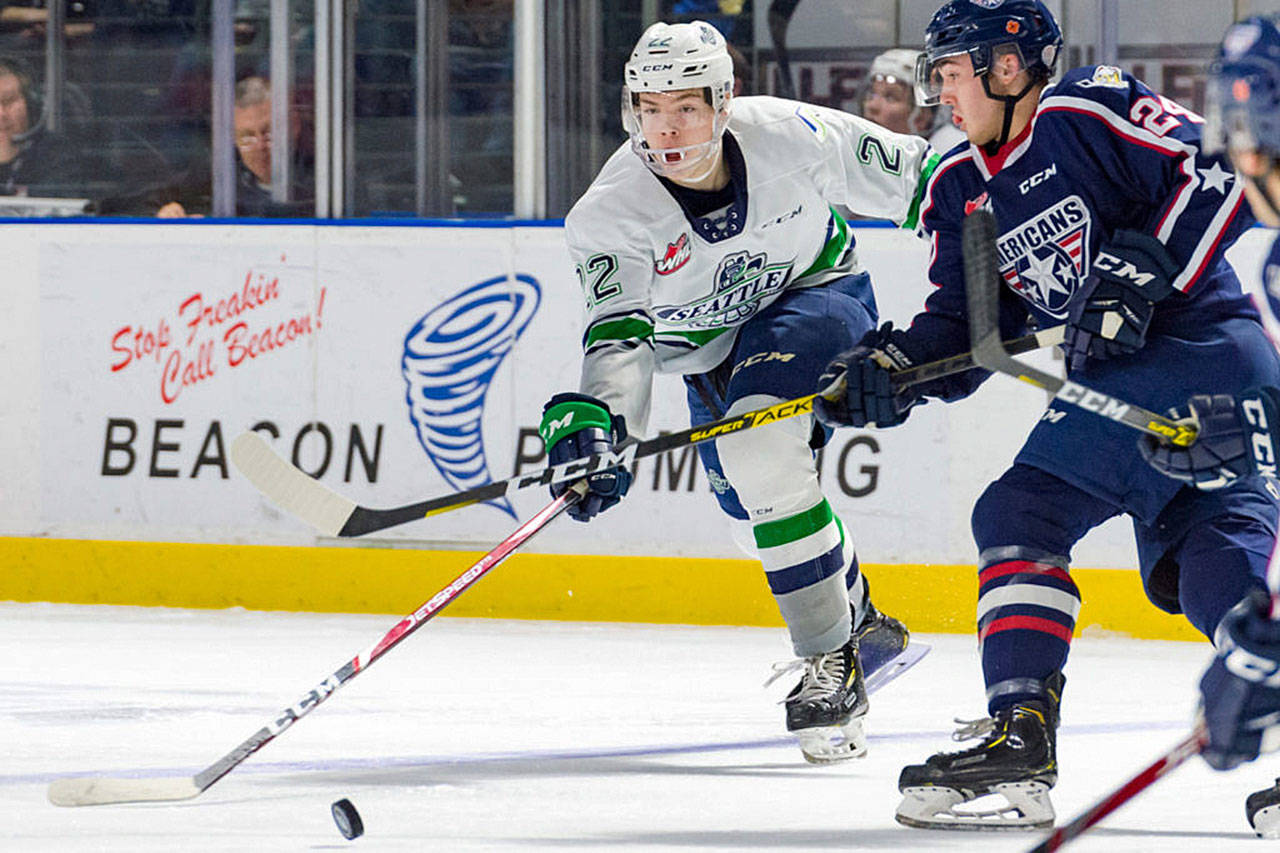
xmin=402 ymin=275 xmax=541 ymax=519
xmin=654 ymin=249 xmax=793 ymax=328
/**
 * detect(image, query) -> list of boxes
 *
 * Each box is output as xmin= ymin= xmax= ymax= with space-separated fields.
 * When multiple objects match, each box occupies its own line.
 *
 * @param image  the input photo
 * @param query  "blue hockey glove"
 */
xmin=814 ymin=322 xmax=923 ymax=429
xmin=1200 ymin=589 xmax=1280 ymax=771
xmin=1138 ymin=387 xmax=1280 ymax=490
xmin=1063 ymin=230 xmax=1180 ymax=372
xmin=538 ymin=392 xmax=632 ymax=522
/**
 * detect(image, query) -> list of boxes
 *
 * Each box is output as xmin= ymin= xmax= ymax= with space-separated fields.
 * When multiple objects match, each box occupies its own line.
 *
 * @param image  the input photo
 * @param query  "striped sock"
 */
xmin=976 ymin=546 xmax=1081 ymax=712
xmin=757 ymin=498 xmax=851 ymax=657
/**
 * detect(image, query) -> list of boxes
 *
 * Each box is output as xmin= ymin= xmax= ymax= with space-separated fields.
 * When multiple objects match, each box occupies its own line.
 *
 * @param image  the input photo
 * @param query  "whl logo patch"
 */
xmin=965 ymin=192 xmax=990 ymax=216
xmin=995 ymin=195 xmax=1092 ymax=318
xmin=654 ymin=249 xmax=793 ymax=328
xmin=655 ymin=233 xmax=691 ymax=275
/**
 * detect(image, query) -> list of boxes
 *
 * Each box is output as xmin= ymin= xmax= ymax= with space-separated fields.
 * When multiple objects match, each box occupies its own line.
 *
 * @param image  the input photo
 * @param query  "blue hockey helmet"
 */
xmin=915 ymin=0 xmax=1063 ymax=107
xmin=1206 ymin=16 xmax=1280 ymax=159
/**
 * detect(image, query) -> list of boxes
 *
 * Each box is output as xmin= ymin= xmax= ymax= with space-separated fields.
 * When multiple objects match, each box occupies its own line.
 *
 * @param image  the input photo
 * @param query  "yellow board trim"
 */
xmin=0 ymin=537 xmax=1204 ymax=642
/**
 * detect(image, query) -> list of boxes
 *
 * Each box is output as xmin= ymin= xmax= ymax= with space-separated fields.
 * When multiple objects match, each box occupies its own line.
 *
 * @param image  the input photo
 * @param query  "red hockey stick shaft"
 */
xmin=194 ymin=485 xmax=585 ymax=790
xmin=1026 ymin=721 xmax=1207 ymax=853
xmin=49 ymin=484 xmax=584 ymax=806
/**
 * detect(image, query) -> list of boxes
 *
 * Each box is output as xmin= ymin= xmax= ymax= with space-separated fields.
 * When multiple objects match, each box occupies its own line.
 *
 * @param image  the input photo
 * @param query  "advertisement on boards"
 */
xmin=12 ymin=221 xmax=1197 ymax=568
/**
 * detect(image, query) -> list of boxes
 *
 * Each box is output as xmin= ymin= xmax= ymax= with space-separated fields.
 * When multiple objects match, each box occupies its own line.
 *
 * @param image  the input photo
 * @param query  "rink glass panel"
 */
xmin=1 ymin=0 xmax=1275 ymax=219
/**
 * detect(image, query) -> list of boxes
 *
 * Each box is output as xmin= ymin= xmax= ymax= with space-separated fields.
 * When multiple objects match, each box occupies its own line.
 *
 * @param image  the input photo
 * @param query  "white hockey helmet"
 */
xmin=868 ymin=48 xmax=919 ymax=89
xmin=622 ymin=20 xmax=734 ymax=180
xmin=865 ymin=48 xmax=931 ymax=132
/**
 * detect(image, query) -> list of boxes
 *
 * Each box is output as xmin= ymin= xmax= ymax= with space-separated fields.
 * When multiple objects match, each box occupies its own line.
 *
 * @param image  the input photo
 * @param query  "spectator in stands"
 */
xmin=0 ymin=3 xmax=94 ymax=50
xmin=0 ymin=55 xmax=85 ymax=197
xmin=151 ymin=75 xmax=313 ymax=217
xmin=861 ymin=48 xmax=966 ymax=152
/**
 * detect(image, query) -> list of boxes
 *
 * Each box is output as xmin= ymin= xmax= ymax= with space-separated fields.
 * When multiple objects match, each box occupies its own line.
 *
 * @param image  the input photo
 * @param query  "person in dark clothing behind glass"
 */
xmin=98 ymin=75 xmax=314 ymax=217
xmin=0 ymin=55 xmax=86 ymax=198
xmin=151 ymin=75 xmax=313 ymax=217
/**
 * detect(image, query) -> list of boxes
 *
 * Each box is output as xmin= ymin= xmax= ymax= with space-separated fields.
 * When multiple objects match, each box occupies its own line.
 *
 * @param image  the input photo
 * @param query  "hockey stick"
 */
xmin=230 ymin=325 xmax=1064 ymax=538
xmin=1031 ymin=534 xmax=1280 ymax=848
xmin=1025 ymin=721 xmax=1207 ymax=852
xmin=961 ymin=208 xmax=1197 ymax=448
xmin=46 ymin=483 xmax=586 ymax=807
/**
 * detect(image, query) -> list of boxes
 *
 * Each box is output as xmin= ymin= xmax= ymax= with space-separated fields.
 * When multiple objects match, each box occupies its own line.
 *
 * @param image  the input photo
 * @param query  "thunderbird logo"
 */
xmin=995 ymin=195 xmax=1092 ymax=318
xmin=655 ymin=233 xmax=691 ymax=275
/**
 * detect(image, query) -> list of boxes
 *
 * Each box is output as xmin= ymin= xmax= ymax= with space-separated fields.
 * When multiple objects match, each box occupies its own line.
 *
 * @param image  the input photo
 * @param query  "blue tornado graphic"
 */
xmin=402 ymin=274 xmax=541 ymax=520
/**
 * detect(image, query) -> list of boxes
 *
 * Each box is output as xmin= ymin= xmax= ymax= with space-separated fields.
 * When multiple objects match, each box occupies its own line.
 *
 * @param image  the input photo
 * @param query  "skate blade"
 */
xmin=1252 ymin=803 xmax=1280 ymax=839
xmin=858 ymin=626 xmax=909 ymax=675
xmin=795 ymin=717 xmax=867 ymax=764
xmin=864 ymin=642 xmax=929 ymax=694
xmin=895 ymin=781 xmax=1054 ymax=831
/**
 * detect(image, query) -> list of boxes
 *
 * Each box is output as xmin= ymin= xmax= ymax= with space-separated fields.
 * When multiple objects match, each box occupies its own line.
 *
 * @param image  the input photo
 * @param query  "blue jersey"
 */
xmin=907 ymin=64 xmax=1259 ymax=400
xmin=899 ymin=65 xmax=1280 ymax=524
xmin=1256 ymin=234 xmax=1280 ymax=351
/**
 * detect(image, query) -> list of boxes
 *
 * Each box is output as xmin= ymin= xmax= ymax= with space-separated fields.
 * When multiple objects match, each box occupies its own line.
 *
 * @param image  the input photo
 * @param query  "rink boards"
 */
xmin=0 ymin=220 xmax=1273 ymax=640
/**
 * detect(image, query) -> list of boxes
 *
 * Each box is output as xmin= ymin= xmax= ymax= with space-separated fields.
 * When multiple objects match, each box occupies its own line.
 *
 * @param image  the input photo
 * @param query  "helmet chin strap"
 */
xmin=979 ymin=73 xmax=1039 ymax=153
xmin=640 ymin=137 xmax=723 ymax=183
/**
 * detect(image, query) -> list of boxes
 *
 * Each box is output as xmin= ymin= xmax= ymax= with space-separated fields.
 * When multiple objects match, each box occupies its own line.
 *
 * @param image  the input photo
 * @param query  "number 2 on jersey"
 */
xmin=578 ymin=253 xmax=622 ymax=306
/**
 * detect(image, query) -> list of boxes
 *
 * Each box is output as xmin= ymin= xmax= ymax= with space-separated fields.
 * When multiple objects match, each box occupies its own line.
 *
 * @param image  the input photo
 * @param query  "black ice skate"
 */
xmin=1247 ymin=778 xmax=1280 ymax=838
xmin=769 ymin=637 xmax=869 ymax=764
xmin=895 ymin=675 xmax=1063 ymax=831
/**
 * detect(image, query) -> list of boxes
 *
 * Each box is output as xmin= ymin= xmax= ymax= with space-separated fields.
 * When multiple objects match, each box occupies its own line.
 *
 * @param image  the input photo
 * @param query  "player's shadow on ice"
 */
xmin=512 ymin=828 xmax=1017 ymax=848
xmin=277 ymin=754 xmax=835 ymax=787
xmin=529 ymin=826 xmax=1258 ymax=848
xmin=1087 ymin=826 xmax=1257 ymax=841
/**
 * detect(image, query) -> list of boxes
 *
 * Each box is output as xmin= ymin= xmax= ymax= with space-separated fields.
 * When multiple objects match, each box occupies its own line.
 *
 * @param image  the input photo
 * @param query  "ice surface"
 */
xmin=2 ymin=602 xmax=1270 ymax=851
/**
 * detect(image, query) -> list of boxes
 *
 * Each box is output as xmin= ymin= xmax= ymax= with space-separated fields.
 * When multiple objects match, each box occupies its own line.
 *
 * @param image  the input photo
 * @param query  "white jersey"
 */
xmin=564 ymin=95 xmax=935 ymax=435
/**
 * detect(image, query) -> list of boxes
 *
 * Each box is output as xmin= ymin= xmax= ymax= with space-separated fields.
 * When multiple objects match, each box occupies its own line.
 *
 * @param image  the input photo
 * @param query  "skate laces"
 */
xmin=951 ymin=716 xmax=998 ymax=742
xmin=764 ymin=652 xmax=847 ymax=701
xmin=916 ymin=716 xmax=1003 ymax=761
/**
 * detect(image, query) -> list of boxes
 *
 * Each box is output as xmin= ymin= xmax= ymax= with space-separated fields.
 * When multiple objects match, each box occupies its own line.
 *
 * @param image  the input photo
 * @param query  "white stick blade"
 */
xmin=230 ymin=431 xmax=356 ymax=537
xmin=48 ymin=775 xmax=202 ymax=806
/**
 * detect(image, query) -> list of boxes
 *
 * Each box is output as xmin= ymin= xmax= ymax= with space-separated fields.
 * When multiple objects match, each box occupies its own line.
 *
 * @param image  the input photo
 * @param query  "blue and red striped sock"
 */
xmin=976 ymin=546 xmax=1081 ymax=713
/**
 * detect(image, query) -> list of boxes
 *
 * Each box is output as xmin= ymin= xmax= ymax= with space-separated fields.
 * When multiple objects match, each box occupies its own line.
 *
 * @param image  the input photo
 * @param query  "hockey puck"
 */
xmin=331 ymin=798 xmax=364 ymax=840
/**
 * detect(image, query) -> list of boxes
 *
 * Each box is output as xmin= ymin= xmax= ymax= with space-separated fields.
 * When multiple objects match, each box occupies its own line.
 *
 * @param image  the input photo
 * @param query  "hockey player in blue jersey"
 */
xmin=815 ymin=0 xmax=1280 ymax=830
xmin=1140 ymin=15 xmax=1280 ymax=837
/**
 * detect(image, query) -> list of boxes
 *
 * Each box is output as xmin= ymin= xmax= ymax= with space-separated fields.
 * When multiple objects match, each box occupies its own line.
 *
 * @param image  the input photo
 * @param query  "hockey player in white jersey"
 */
xmin=536 ymin=20 xmax=937 ymax=763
